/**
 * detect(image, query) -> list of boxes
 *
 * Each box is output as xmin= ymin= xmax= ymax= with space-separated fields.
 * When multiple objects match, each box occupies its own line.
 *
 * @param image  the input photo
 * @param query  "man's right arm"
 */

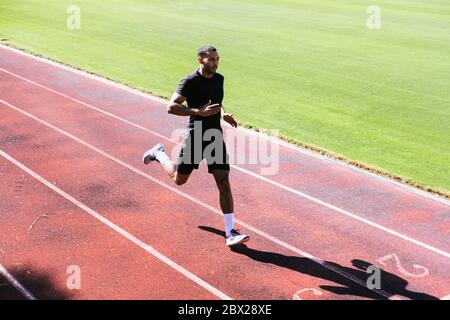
xmin=166 ymin=93 xmax=197 ymax=116
xmin=166 ymin=93 xmax=220 ymax=117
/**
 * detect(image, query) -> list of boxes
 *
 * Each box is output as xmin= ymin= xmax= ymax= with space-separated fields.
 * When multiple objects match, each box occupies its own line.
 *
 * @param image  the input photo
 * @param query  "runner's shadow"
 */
xmin=0 ymin=264 xmax=75 ymax=300
xmin=199 ymin=226 xmax=439 ymax=300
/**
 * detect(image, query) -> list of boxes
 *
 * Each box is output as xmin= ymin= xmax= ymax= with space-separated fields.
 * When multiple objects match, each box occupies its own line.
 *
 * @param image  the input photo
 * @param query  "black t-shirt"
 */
xmin=176 ymin=69 xmax=224 ymax=131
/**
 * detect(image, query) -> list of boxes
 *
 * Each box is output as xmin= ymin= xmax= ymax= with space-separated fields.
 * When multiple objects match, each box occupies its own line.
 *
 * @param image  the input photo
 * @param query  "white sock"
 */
xmin=224 ymin=213 xmax=234 ymax=237
xmin=156 ymin=151 xmax=171 ymax=165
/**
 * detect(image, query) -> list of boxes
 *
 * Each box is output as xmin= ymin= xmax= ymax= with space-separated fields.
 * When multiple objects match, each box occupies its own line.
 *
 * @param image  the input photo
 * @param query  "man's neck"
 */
xmin=199 ymin=67 xmax=214 ymax=79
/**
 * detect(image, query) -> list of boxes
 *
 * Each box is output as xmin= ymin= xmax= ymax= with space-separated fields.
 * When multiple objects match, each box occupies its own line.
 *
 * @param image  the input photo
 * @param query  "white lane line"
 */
xmin=0 ymin=263 xmax=36 ymax=300
xmin=231 ymin=166 xmax=450 ymax=260
xmin=0 ymin=151 xmax=231 ymax=301
xmin=231 ymin=125 xmax=450 ymax=207
xmin=0 ymin=67 xmax=171 ymax=143
xmin=0 ymin=71 xmax=449 ymax=260
xmin=1 ymin=44 xmax=449 ymax=207
xmin=0 ymin=99 xmax=395 ymax=299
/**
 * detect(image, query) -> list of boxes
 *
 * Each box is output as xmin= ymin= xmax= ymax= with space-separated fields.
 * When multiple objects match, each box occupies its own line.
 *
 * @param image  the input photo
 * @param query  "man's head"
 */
xmin=198 ymin=45 xmax=220 ymax=75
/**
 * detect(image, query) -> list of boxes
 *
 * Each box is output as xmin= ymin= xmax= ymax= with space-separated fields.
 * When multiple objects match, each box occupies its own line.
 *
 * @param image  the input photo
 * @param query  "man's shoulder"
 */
xmin=185 ymin=70 xmax=200 ymax=80
xmin=214 ymin=72 xmax=224 ymax=80
xmin=182 ymin=70 xmax=224 ymax=81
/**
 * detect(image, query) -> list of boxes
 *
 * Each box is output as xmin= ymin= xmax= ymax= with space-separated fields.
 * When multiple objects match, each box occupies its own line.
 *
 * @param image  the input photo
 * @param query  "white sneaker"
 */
xmin=226 ymin=229 xmax=250 ymax=247
xmin=142 ymin=143 xmax=165 ymax=164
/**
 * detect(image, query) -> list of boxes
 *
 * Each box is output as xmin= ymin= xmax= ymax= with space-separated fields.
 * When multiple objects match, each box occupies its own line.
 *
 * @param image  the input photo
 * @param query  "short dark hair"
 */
xmin=198 ymin=45 xmax=217 ymax=58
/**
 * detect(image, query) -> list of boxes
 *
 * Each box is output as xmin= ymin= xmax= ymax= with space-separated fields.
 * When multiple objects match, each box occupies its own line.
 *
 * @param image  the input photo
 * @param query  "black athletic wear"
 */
xmin=176 ymin=69 xmax=224 ymax=131
xmin=175 ymin=69 xmax=230 ymax=174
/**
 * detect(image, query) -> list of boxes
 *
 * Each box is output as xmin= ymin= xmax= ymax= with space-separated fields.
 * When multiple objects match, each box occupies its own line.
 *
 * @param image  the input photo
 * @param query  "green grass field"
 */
xmin=1 ymin=0 xmax=449 ymax=194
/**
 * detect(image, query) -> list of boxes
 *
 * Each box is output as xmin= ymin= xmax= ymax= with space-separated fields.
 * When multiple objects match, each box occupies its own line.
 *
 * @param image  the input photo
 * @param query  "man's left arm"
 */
xmin=220 ymin=104 xmax=238 ymax=128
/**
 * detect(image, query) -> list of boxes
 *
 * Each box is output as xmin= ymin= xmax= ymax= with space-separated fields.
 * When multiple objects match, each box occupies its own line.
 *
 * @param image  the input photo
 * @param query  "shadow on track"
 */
xmin=199 ymin=226 xmax=438 ymax=300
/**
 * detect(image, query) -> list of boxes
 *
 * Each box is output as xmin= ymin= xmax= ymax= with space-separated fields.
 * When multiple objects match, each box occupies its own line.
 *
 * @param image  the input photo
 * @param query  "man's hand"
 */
xmin=222 ymin=112 xmax=238 ymax=127
xmin=195 ymin=100 xmax=221 ymax=117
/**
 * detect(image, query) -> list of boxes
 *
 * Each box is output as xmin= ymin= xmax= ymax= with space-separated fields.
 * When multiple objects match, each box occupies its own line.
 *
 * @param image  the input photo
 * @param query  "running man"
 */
xmin=142 ymin=45 xmax=250 ymax=247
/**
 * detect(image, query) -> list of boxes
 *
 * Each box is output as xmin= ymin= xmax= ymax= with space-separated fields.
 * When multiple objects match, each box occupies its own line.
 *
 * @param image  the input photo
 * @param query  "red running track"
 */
xmin=0 ymin=45 xmax=449 ymax=300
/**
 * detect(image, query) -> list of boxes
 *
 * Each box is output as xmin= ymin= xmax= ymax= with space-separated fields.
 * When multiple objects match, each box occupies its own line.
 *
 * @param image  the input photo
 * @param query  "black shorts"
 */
xmin=176 ymin=129 xmax=230 ymax=175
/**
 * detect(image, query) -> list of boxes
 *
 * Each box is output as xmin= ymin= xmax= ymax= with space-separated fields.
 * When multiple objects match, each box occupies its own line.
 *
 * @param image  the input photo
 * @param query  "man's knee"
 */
xmin=213 ymin=172 xmax=230 ymax=191
xmin=175 ymin=179 xmax=186 ymax=186
xmin=174 ymin=172 xmax=190 ymax=186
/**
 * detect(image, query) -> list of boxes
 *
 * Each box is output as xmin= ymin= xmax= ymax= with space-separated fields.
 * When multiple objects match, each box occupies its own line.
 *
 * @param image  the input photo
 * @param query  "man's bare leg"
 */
xmin=212 ymin=169 xmax=234 ymax=213
xmin=212 ymin=169 xmax=249 ymax=246
xmin=143 ymin=143 xmax=190 ymax=185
